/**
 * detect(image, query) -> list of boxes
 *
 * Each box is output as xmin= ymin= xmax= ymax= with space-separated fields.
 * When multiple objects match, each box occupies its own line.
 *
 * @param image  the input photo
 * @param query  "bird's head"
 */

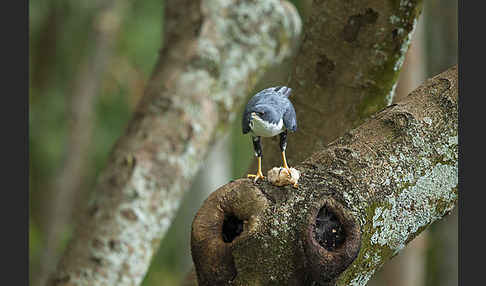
xmin=250 ymin=104 xmax=272 ymax=120
xmin=250 ymin=111 xmax=264 ymax=120
xmin=249 ymin=108 xmax=270 ymax=128
xmin=249 ymin=112 xmax=261 ymax=129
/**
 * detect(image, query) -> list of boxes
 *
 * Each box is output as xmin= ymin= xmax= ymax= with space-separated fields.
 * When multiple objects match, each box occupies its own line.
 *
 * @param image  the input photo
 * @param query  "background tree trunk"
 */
xmin=47 ymin=1 xmax=301 ymax=285
xmin=256 ymin=0 xmax=424 ymax=172
xmin=191 ymin=65 xmax=458 ymax=286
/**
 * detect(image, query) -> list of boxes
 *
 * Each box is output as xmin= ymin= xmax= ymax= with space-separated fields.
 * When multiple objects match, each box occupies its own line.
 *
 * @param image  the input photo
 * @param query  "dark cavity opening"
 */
xmin=222 ymin=214 xmax=243 ymax=243
xmin=314 ymin=206 xmax=345 ymax=251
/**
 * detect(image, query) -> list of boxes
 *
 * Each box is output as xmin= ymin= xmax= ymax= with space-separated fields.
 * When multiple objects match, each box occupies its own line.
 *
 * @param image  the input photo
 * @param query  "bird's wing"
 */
xmin=242 ymin=108 xmax=252 ymax=134
xmin=283 ymin=101 xmax=297 ymax=132
xmin=242 ymin=90 xmax=265 ymax=133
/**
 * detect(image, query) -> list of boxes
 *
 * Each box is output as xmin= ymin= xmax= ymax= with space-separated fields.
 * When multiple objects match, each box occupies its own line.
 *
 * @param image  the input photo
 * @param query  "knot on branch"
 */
xmin=191 ymin=179 xmax=269 ymax=286
xmin=303 ymin=197 xmax=361 ymax=284
xmin=342 ymin=8 xmax=379 ymax=43
xmin=382 ymin=110 xmax=414 ymax=135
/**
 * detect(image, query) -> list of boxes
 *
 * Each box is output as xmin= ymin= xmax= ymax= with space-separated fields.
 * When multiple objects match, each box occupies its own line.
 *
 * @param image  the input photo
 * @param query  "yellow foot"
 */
xmin=247 ymin=173 xmax=265 ymax=183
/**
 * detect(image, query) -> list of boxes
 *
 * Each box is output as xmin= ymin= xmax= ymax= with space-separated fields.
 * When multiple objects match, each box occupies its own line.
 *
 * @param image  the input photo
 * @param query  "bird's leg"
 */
xmin=279 ymin=130 xmax=291 ymax=173
xmin=247 ymin=136 xmax=264 ymax=182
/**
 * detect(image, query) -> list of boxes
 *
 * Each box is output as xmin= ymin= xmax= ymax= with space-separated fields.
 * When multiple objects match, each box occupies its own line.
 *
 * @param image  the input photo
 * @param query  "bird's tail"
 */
xmin=274 ymin=86 xmax=292 ymax=97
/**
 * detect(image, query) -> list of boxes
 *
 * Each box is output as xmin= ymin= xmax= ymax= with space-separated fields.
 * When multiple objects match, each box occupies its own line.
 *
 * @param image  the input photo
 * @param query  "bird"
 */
xmin=242 ymin=86 xmax=297 ymax=182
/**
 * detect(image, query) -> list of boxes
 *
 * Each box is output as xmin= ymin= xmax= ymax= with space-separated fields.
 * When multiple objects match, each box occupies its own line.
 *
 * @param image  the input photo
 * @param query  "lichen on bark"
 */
xmin=335 ymin=67 xmax=458 ymax=286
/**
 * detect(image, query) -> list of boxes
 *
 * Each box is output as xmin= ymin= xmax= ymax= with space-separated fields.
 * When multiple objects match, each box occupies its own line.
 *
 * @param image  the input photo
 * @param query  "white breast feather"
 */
xmin=250 ymin=116 xmax=285 ymax=137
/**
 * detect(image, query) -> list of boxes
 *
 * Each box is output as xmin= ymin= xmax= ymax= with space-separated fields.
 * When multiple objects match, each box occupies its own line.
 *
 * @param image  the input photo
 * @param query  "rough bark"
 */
xmin=47 ymin=1 xmax=301 ymax=285
xmin=191 ymin=65 xmax=458 ymax=285
xmin=258 ymin=0 xmax=424 ymax=172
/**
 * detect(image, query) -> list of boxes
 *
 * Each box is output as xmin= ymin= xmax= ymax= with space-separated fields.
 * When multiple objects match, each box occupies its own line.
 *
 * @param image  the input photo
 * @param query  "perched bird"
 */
xmin=242 ymin=86 xmax=297 ymax=182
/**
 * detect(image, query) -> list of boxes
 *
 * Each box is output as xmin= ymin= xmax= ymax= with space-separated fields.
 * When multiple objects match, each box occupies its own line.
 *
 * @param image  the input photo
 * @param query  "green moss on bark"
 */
xmin=358 ymin=0 xmax=423 ymax=120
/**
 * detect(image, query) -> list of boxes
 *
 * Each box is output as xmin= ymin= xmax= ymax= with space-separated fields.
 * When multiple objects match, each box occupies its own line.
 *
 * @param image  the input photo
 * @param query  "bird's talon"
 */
xmin=247 ymin=173 xmax=265 ymax=183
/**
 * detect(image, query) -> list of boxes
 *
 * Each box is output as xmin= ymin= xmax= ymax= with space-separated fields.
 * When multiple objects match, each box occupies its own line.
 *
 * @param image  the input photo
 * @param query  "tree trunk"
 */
xmin=191 ymin=65 xmax=458 ymax=285
xmin=258 ymin=0 xmax=424 ymax=172
xmin=47 ymin=1 xmax=301 ymax=285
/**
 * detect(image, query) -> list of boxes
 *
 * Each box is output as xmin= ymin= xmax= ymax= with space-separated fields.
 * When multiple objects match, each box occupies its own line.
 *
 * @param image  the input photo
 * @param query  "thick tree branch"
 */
xmin=191 ymin=65 xmax=458 ymax=285
xmin=48 ymin=1 xmax=301 ymax=285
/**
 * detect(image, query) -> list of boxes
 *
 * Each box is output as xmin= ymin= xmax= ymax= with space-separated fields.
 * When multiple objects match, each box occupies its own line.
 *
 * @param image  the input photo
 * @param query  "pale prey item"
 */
xmin=242 ymin=86 xmax=298 ymax=185
xmin=267 ymin=166 xmax=300 ymax=188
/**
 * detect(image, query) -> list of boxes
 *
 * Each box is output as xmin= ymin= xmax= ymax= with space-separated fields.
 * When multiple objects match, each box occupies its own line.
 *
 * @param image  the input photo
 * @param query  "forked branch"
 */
xmin=191 ymin=65 xmax=458 ymax=286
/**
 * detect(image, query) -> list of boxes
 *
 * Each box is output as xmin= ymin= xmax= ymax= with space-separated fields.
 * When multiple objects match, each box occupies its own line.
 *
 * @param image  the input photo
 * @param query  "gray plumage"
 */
xmin=242 ymin=86 xmax=297 ymax=136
